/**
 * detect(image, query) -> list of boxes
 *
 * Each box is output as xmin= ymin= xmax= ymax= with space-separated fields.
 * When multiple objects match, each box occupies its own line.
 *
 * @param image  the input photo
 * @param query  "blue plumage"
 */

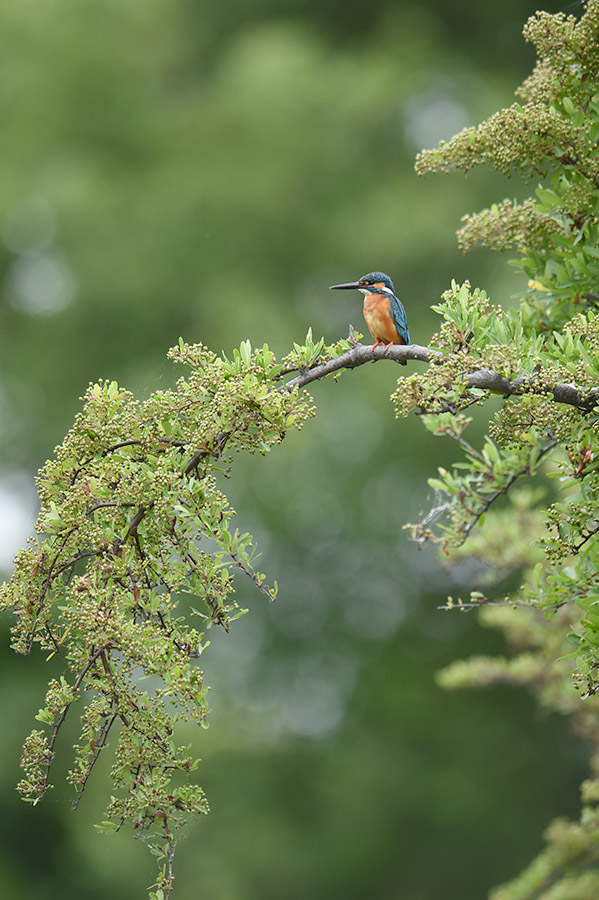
xmin=388 ymin=292 xmax=410 ymax=345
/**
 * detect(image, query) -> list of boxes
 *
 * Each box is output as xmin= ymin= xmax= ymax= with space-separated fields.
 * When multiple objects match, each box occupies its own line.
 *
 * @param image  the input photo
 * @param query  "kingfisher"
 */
xmin=329 ymin=271 xmax=410 ymax=356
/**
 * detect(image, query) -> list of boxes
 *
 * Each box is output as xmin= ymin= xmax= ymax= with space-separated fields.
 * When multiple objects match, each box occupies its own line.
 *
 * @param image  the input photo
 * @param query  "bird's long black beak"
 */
xmin=329 ymin=280 xmax=362 ymax=291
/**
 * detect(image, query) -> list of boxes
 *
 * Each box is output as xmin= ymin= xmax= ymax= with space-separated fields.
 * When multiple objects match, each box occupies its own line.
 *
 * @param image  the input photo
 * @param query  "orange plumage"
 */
xmin=363 ymin=288 xmax=407 ymax=347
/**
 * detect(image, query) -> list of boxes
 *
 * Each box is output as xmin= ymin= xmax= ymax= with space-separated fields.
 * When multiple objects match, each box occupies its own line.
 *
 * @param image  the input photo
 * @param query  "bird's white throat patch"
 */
xmin=359 ymin=285 xmax=393 ymax=295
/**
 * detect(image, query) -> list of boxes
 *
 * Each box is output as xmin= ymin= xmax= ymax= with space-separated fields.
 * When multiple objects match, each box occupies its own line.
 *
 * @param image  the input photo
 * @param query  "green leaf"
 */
xmin=239 ymin=339 xmax=252 ymax=367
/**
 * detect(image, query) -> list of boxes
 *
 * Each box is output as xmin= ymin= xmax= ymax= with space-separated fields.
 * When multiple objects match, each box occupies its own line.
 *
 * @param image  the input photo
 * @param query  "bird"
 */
xmin=329 ymin=271 xmax=410 ymax=358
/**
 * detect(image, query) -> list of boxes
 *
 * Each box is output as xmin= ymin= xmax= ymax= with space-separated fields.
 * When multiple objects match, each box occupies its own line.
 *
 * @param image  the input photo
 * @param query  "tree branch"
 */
xmin=38 ymin=647 xmax=105 ymax=800
xmin=284 ymin=339 xmax=599 ymax=413
xmin=465 ymin=367 xmax=599 ymax=411
xmin=459 ymin=437 xmax=558 ymax=542
xmin=71 ymin=709 xmax=119 ymax=810
xmin=284 ymin=341 xmax=437 ymax=390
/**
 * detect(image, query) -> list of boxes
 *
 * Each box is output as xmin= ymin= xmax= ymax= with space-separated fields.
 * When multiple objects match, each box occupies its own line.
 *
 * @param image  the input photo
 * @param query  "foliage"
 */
xmin=1 ymin=0 xmax=548 ymax=896
xmin=2 ymin=1 xmax=599 ymax=898
xmin=404 ymin=1 xmax=599 ymax=897
xmin=0 ymin=339 xmax=314 ymax=897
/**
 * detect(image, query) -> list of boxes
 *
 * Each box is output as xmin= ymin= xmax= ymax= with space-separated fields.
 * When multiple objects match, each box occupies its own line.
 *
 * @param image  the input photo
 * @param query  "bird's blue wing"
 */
xmin=389 ymin=294 xmax=410 ymax=344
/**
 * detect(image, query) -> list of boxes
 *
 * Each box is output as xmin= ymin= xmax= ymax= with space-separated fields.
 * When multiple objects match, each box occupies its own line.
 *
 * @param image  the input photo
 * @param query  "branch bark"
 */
xmin=284 ymin=339 xmax=599 ymax=413
xmin=284 ymin=341 xmax=437 ymax=390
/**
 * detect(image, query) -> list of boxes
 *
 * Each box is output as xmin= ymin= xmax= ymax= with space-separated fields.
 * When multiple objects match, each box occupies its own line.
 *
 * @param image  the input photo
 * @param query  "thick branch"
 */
xmin=285 ymin=340 xmax=599 ymax=412
xmin=284 ymin=341 xmax=436 ymax=390
xmin=285 ymin=344 xmax=441 ymax=390
xmin=465 ymin=367 xmax=599 ymax=411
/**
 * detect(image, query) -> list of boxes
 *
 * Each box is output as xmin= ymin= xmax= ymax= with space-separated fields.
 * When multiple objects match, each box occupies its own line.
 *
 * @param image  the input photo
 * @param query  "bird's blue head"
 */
xmin=329 ymin=271 xmax=396 ymax=295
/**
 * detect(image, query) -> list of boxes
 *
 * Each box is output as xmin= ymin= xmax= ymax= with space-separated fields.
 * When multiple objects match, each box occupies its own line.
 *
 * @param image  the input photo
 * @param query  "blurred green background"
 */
xmin=0 ymin=1 xmax=587 ymax=898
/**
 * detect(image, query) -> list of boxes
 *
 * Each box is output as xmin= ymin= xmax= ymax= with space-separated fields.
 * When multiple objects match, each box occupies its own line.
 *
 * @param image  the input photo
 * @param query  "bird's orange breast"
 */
xmin=363 ymin=293 xmax=405 ymax=345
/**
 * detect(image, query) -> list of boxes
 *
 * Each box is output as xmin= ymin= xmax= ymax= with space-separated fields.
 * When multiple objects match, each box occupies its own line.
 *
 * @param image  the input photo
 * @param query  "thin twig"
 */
xmin=437 ymin=600 xmax=522 ymax=611
xmin=100 ymin=649 xmax=130 ymax=727
xmin=51 ymin=549 xmax=99 ymax=579
xmin=573 ymin=522 xmax=599 ymax=553
xmin=38 ymin=647 xmax=105 ymax=800
xmin=459 ymin=438 xmax=559 ymax=541
xmin=71 ymin=710 xmax=119 ymax=810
